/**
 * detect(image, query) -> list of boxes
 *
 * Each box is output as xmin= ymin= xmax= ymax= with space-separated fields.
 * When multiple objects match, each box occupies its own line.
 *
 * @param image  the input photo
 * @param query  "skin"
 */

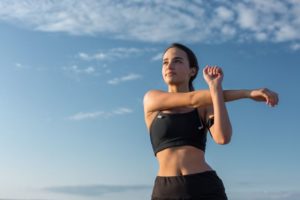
xmin=143 ymin=47 xmax=279 ymax=176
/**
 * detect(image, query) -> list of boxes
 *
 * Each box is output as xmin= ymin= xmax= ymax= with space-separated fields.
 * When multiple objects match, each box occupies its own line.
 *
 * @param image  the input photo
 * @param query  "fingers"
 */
xmin=259 ymin=90 xmax=270 ymax=104
xmin=204 ymin=65 xmax=223 ymax=76
xmin=269 ymin=90 xmax=278 ymax=107
xmin=203 ymin=65 xmax=209 ymax=74
xmin=261 ymin=88 xmax=279 ymax=107
xmin=269 ymin=90 xmax=279 ymax=106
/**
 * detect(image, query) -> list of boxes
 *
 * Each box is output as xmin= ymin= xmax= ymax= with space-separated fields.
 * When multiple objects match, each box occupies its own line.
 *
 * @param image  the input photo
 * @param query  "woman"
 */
xmin=143 ymin=43 xmax=279 ymax=200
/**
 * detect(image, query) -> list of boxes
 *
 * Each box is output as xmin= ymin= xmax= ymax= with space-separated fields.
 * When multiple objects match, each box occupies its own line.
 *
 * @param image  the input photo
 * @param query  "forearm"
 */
xmin=209 ymin=85 xmax=232 ymax=144
xmin=191 ymin=89 xmax=251 ymax=108
xmin=223 ymin=89 xmax=251 ymax=102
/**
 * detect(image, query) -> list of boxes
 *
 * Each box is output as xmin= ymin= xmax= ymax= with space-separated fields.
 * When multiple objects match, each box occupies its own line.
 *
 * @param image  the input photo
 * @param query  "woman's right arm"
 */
xmin=223 ymin=88 xmax=278 ymax=107
xmin=143 ymin=89 xmax=213 ymax=113
xmin=143 ymin=88 xmax=279 ymax=114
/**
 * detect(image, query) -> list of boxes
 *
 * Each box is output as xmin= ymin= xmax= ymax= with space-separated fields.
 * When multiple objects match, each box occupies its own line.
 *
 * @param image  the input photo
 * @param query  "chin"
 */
xmin=164 ymin=77 xmax=174 ymax=83
xmin=165 ymin=80 xmax=180 ymax=86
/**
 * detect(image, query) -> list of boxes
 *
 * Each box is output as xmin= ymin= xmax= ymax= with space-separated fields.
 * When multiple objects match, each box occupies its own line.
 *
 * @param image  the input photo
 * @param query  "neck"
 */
xmin=168 ymin=84 xmax=190 ymax=93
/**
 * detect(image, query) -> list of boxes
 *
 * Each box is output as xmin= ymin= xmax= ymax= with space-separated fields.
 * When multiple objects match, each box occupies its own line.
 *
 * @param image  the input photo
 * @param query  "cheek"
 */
xmin=161 ymin=67 xmax=166 ymax=81
xmin=178 ymin=65 xmax=190 ymax=76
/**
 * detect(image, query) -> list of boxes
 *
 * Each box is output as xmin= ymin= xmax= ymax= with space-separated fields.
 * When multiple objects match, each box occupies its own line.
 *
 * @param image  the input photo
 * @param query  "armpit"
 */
xmin=206 ymin=117 xmax=214 ymax=129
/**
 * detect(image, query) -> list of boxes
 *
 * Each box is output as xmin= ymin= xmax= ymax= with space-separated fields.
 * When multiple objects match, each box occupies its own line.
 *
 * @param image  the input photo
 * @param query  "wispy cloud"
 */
xmin=290 ymin=43 xmax=300 ymax=51
xmin=78 ymin=47 xmax=156 ymax=61
xmin=151 ymin=52 xmax=163 ymax=61
xmin=67 ymin=107 xmax=133 ymax=121
xmin=68 ymin=111 xmax=105 ymax=121
xmin=63 ymin=47 xmax=152 ymax=81
xmin=107 ymin=73 xmax=142 ymax=85
xmin=45 ymin=184 xmax=151 ymax=196
xmin=0 ymin=0 xmax=299 ymax=44
xmin=111 ymin=107 xmax=132 ymax=115
xmin=63 ymin=65 xmax=97 ymax=75
xmin=15 ymin=62 xmax=29 ymax=70
xmin=78 ymin=52 xmax=107 ymax=61
xmin=14 ymin=62 xmax=48 ymax=72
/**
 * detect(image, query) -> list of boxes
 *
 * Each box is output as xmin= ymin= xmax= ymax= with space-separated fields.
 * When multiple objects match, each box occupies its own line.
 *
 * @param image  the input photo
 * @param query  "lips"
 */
xmin=165 ymin=71 xmax=176 ymax=76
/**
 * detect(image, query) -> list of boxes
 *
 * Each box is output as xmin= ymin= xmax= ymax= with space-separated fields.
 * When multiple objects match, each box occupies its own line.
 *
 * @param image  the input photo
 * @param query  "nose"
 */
xmin=166 ymin=62 xmax=175 ymax=70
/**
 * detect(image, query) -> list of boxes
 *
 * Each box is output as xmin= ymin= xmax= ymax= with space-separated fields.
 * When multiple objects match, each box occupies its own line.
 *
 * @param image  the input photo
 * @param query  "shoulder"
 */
xmin=143 ymin=90 xmax=162 ymax=131
xmin=143 ymin=90 xmax=166 ymax=106
xmin=143 ymin=89 xmax=163 ymax=115
xmin=143 ymin=90 xmax=164 ymax=101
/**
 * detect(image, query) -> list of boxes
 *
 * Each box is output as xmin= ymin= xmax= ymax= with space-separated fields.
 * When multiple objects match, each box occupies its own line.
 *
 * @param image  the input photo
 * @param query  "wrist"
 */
xmin=244 ymin=89 xmax=252 ymax=98
xmin=208 ymin=83 xmax=223 ymax=91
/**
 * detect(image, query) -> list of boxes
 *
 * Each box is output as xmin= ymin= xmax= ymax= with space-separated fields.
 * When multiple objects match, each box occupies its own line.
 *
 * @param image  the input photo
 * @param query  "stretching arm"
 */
xmin=144 ymin=88 xmax=278 ymax=113
xmin=208 ymin=85 xmax=232 ymax=144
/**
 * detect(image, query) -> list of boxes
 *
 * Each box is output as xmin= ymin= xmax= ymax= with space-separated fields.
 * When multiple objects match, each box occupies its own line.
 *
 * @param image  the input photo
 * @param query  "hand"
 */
xmin=203 ymin=65 xmax=223 ymax=87
xmin=249 ymin=88 xmax=279 ymax=107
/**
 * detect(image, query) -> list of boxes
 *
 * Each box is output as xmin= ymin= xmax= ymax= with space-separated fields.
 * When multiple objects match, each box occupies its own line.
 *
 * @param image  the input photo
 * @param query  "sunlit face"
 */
xmin=162 ymin=47 xmax=195 ymax=86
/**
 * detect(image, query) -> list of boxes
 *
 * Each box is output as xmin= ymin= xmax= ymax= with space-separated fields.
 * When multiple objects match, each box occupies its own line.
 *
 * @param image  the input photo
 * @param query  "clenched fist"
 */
xmin=203 ymin=65 xmax=223 ymax=87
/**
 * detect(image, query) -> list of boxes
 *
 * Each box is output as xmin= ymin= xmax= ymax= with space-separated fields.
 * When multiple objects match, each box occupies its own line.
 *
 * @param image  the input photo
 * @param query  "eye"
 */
xmin=175 ymin=60 xmax=182 ymax=63
xmin=163 ymin=61 xmax=168 ymax=65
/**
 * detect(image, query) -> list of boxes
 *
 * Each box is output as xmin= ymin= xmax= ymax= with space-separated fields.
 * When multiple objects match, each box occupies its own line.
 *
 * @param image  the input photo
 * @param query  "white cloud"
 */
xmin=215 ymin=6 xmax=234 ymax=22
xmin=15 ymin=62 xmax=28 ymax=70
xmin=78 ymin=47 xmax=155 ymax=61
xmin=64 ymin=47 xmax=154 ymax=80
xmin=14 ymin=62 xmax=48 ymax=72
xmin=78 ymin=52 xmax=107 ymax=61
xmin=0 ymin=0 xmax=299 ymax=44
xmin=275 ymin=25 xmax=299 ymax=42
xmin=68 ymin=111 xmax=104 ymax=121
xmin=68 ymin=107 xmax=133 ymax=121
xmin=151 ymin=52 xmax=163 ymax=61
xmin=221 ymin=25 xmax=236 ymax=37
xmin=107 ymin=73 xmax=142 ymax=85
xmin=290 ymin=43 xmax=300 ymax=51
xmin=236 ymin=4 xmax=258 ymax=31
xmin=255 ymin=32 xmax=268 ymax=41
xmin=63 ymin=65 xmax=97 ymax=75
xmin=112 ymin=107 xmax=133 ymax=115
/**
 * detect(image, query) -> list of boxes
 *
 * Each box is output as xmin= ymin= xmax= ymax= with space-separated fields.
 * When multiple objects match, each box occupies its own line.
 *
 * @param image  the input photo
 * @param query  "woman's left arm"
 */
xmin=203 ymin=65 xmax=232 ymax=144
xmin=208 ymin=84 xmax=232 ymax=144
xmin=206 ymin=87 xmax=279 ymax=144
xmin=202 ymin=66 xmax=279 ymax=144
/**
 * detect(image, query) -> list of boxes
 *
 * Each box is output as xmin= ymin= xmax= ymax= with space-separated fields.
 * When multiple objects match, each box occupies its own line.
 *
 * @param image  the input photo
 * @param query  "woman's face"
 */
xmin=162 ymin=47 xmax=195 ymax=86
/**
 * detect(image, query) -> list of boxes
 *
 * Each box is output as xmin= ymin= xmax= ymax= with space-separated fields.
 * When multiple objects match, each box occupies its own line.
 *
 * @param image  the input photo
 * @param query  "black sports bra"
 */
xmin=149 ymin=109 xmax=214 ymax=156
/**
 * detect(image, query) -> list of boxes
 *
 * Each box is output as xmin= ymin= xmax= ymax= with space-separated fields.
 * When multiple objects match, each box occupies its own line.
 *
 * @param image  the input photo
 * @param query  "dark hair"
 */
xmin=163 ymin=43 xmax=199 ymax=91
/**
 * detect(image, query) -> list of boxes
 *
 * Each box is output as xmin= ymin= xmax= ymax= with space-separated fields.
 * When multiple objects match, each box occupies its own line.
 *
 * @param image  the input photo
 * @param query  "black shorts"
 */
xmin=151 ymin=170 xmax=228 ymax=200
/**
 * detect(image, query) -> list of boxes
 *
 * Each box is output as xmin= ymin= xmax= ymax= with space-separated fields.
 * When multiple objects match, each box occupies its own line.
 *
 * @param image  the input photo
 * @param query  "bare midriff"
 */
xmin=156 ymin=145 xmax=213 ymax=177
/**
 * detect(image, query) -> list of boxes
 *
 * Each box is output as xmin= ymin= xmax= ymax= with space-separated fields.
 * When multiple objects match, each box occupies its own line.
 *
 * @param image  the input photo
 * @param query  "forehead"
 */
xmin=163 ymin=47 xmax=188 ymax=60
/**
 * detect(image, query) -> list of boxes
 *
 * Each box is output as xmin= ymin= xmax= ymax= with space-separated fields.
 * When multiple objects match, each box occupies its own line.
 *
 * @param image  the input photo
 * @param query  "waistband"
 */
xmin=156 ymin=170 xmax=217 ymax=179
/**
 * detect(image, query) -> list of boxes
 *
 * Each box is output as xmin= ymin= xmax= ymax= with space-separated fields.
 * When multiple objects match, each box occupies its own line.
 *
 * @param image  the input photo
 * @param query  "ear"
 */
xmin=190 ymin=67 xmax=197 ymax=77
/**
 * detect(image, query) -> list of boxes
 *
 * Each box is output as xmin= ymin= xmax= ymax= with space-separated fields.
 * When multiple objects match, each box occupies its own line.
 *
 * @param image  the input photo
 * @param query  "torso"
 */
xmin=146 ymin=107 xmax=213 ymax=177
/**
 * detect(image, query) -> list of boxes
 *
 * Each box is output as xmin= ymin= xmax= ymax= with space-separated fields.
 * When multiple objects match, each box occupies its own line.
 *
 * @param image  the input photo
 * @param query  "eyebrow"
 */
xmin=163 ymin=56 xmax=184 ymax=61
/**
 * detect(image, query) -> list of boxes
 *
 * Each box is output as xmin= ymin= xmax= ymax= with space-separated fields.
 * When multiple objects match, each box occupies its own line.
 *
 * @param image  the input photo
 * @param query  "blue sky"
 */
xmin=0 ymin=0 xmax=299 ymax=199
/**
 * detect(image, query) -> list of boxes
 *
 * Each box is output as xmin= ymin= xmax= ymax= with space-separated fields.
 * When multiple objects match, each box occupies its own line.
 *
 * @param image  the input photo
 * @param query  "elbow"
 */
xmin=216 ymin=137 xmax=231 ymax=145
xmin=215 ymin=131 xmax=232 ymax=145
